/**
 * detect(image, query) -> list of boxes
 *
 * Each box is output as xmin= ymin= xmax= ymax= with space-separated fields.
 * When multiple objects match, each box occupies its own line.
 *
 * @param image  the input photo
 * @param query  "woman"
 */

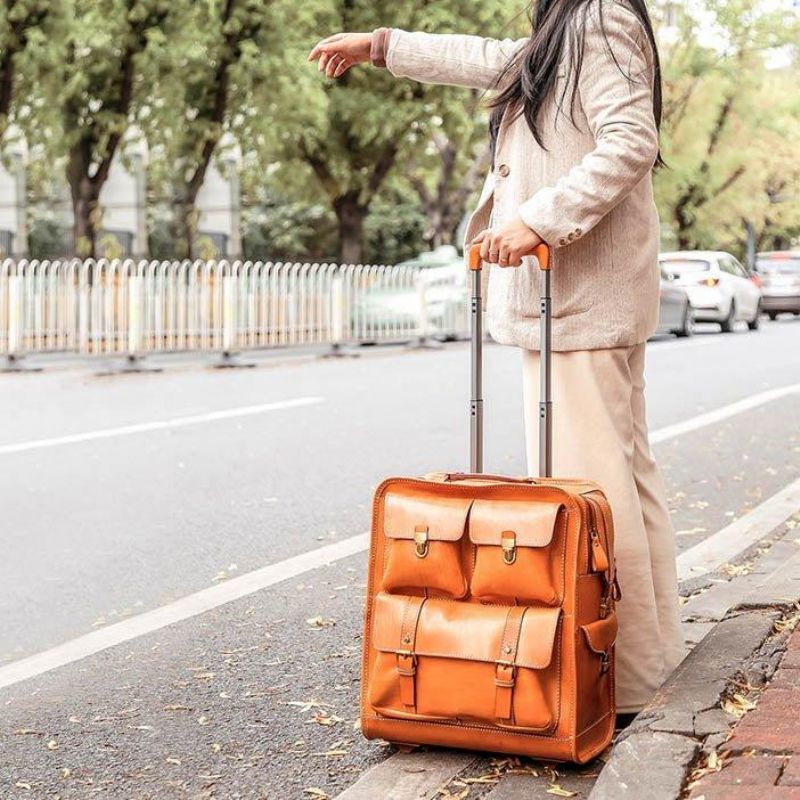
xmin=309 ymin=0 xmax=686 ymax=715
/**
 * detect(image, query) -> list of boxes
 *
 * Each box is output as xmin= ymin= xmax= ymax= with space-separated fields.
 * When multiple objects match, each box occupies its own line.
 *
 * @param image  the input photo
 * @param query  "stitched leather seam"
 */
xmin=363 ymin=713 xmax=574 ymax=742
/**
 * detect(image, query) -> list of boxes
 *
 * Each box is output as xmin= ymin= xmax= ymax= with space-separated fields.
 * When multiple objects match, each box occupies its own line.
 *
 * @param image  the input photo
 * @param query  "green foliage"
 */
xmin=3 ymin=0 xmax=799 ymax=261
xmin=653 ymin=0 xmax=800 ymax=254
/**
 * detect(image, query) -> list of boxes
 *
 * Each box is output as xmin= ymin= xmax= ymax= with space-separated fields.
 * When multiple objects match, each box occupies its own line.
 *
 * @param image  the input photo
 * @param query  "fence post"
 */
xmin=323 ymin=271 xmax=356 ymax=358
xmin=408 ymin=273 xmax=442 ymax=350
xmin=3 ymin=271 xmax=41 ymax=372
xmin=215 ymin=269 xmax=254 ymax=368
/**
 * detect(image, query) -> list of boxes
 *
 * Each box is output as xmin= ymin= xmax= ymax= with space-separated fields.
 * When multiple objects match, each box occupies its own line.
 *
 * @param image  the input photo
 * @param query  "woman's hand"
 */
xmin=308 ymin=33 xmax=373 ymax=78
xmin=472 ymin=219 xmax=543 ymax=267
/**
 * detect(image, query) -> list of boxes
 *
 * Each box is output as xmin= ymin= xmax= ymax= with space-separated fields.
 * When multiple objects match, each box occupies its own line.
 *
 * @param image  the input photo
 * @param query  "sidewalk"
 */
xmin=686 ymin=626 xmax=800 ymax=798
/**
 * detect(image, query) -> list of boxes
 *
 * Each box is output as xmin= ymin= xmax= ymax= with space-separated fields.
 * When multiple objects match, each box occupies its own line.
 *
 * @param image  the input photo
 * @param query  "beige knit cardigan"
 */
xmin=385 ymin=0 xmax=662 ymax=351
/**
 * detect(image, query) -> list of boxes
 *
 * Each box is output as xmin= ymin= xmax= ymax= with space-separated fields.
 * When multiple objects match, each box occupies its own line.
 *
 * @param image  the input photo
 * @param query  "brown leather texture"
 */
xmin=361 ymin=475 xmax=618 ymax=764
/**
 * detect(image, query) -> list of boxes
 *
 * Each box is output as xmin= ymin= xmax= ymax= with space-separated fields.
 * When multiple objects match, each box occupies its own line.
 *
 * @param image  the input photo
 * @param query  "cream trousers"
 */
xmin=522 ymin=343 xmax=686 ymax=712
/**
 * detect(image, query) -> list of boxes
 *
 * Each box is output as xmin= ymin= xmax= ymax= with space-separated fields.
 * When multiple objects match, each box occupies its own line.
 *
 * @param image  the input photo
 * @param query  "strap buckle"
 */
xmin=396 ymin=651 xmax=417 ymax=676
xmin=494 ymin=661 xmax=516 ymax=687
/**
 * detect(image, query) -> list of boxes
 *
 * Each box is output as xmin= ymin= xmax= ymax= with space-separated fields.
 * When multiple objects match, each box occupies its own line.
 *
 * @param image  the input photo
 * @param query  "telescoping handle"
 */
xmin=467 ymin=242 xmax=553 ymax=477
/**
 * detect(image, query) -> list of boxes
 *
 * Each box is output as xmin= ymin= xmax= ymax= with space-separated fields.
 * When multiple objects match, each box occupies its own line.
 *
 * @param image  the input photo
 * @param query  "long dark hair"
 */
xmin=488 ymin=0 xmax=663 ymax=167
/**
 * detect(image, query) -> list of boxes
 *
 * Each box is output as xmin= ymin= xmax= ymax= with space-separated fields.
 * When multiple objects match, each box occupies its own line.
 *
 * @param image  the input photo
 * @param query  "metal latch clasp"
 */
xmin=414 ymin=526 xmax=429 ymax=559
xmin=501 ymin=531 xmax=517 ymax=565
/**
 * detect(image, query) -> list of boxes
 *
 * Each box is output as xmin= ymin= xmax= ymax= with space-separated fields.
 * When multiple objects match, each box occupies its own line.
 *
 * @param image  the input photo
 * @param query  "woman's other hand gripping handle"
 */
xmin=468 ymin=241 xmax=550 ymax=271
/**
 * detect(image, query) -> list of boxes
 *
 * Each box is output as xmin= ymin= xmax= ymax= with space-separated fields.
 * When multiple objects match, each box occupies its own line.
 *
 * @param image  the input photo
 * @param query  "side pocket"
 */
xmin=382 ymin=489 xmax=471 ymax=599
xmin=577 ymin=613 xmax=618 ymax=731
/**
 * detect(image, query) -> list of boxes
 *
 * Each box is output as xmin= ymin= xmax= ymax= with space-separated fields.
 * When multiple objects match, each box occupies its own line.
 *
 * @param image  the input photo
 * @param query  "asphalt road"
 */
xmin=1 ymin=317 xmax=799 ymax=799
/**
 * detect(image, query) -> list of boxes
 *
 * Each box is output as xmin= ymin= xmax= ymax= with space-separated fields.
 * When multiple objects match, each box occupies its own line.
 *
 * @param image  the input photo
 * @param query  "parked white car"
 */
xmin=658 ymin=251 xmax=762 ymax=332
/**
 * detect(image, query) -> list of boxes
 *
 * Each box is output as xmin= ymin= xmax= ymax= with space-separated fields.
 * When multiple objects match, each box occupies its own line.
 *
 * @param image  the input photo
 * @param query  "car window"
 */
xmin=756 ymin=255 xmax=800 ymax=274
xmin=729 ymin=257 xmax=749 ymax=278
xmin=659 ymin=259 xmax=710 ymax=275
xmin=719 ymin=257 xmax=738 ymax=276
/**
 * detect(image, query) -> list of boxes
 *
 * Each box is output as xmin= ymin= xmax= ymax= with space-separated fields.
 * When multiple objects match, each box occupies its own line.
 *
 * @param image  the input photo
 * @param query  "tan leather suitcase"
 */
xmin=360 ymin=244 xmax=620 ymax=763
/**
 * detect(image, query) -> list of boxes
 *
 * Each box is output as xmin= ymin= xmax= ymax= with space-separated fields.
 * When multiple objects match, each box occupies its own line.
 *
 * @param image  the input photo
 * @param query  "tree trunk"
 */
xmin=334 ymin=194 xmax=367 ymax=264
xmin=67 ymin=164 xmax=100 ymax=258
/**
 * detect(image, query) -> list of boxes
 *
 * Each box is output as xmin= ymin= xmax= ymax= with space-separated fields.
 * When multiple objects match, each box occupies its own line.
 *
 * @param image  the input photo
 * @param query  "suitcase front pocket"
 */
xmin=469 ymin=500 xmax=565 ymax=606
xmin=369 ymin=593 xmax=562 ymax=732
xmin=381 ymin=489 xmax=472 ymax=598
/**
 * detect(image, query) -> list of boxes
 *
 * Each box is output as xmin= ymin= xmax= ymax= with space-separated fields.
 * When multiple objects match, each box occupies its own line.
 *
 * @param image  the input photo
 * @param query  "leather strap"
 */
xmin=397 ymin=596 xmax=425 ymax=712
xmin=495 ymin=606 xmax=526 ymax=720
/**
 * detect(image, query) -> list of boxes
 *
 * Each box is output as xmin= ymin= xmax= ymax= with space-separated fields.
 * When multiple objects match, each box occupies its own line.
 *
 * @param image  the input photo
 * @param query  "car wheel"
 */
xmin=675 ymin=304 xmax=695 ymax=338
xmin=720 ymin=301 xmax=736 ymax=333
xmin=768 ymin=312 xmax=778 ymax=321
xmin=747 ymin=302 xmax=762 ymax=331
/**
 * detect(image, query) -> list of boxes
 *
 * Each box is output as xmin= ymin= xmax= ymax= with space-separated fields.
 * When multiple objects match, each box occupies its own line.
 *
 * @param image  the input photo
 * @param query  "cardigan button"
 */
xmin=497 ymin=164 xmax=510 ymax=178
xmin=559 ymin=237 xmax=568 ymax=246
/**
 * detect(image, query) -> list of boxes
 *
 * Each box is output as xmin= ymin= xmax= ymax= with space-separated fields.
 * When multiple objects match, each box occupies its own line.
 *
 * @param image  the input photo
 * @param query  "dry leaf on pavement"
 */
xmin=547 ymin=785 xmax=576 ymax=797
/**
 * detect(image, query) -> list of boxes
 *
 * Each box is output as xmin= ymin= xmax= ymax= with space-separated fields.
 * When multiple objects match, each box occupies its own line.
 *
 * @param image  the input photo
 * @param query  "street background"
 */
xmin=1 ymin=0 xmax=800 ymax=798
xmin=1 ymin=318 xmax=799 ymax=798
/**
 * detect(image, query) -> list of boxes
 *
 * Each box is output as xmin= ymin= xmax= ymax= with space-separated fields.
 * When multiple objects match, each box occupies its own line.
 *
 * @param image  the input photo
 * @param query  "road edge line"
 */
xmin=0 ymin=532 xmax=368 ymax=690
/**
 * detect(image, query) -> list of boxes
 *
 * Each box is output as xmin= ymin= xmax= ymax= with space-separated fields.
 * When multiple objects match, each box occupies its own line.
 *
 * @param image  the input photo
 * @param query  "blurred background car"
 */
xmin=754 ymin=251 xmax=800 ymax=320
xmin=659 ymin=251 xmax=762 ymax=333
xmin=655 ymin=264 xmax=694 ymax=337
xmin=351 ymin=245 xmax=468 ymax=343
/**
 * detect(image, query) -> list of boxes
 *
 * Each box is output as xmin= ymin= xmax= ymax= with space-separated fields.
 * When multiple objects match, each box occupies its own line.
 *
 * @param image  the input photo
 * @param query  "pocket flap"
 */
xmin=372 ymin=593 xmax=561 ymax=670
xmin=469 ymin=499 xmax=563 ymax=548
xmin=581 ymin=614 xmax=618 ymax=656
xmin=383 ymin=488 xmax=472 ymax=542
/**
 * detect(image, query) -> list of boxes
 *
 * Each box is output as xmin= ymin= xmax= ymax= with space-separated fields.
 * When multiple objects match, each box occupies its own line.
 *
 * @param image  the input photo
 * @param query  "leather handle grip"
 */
xmin=468 ymin=242 xmax=551 ymax=271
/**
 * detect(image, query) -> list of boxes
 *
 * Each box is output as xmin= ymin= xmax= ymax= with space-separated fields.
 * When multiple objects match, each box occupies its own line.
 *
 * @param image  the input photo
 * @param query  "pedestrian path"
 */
xmin=686 ymin=626 xmax=800 ymax=799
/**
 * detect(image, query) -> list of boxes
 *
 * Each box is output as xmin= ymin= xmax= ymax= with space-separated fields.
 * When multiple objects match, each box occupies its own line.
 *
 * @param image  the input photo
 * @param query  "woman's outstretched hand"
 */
xmin=308 ymin=33 xmax=373 ymax=79
xmin=472 ymin=219 xmax=543 ymax=268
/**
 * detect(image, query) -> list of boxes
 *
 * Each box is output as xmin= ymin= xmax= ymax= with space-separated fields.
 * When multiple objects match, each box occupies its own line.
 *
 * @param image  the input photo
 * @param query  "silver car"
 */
xmin=659 ymin=251 xmax=762 ymax=333
xmin=754 ymin=251 xmax=800 ymax=320
xmin=654 ymin=265 xmax=694 ymax=337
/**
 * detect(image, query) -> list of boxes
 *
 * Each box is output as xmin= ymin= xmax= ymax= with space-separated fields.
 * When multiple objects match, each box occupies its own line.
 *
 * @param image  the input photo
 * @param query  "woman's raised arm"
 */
xmin=309 ymin=29 xmax=525 ymax=90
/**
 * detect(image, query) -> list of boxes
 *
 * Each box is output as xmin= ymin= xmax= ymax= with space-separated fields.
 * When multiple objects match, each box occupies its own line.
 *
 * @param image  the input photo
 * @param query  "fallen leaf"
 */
xmin=306 ymin=617 xmax=336 ymax=629
xmin=311 ymin=712 xmax=342 ymax=727
xmin=547 ymin=785 xmax=576 ymax=797
xmin=164 ymin=704 xmax=192 ymax=712
xmin=675 ymin=527 xmax=707 ymax=536
xmin=166 ymin=757 xmax=182 ymax=766
xmin=46 ymin=739 xmax=58 ymax=750
xmin=15 ymin=782 xmax=32 ymax=790
xmin=304 ymin=789 xmax=328 ymax=799
xmin=198 ymin=715 xmax=210 ymax=726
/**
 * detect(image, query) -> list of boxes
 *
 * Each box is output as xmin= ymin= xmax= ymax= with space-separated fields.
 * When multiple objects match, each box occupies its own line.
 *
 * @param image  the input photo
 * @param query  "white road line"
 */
xmin=2 ymin=385 xmax=799 ymax=689
xmin=0 ymin=397 xmax=324 ymax=455
xmin=650 ymin=383 xmax=800 ymax=444
xmin=676 ymin=476 xmax=800 ymax=582
xmin=0 ymin=533 xmax=369 ymax=690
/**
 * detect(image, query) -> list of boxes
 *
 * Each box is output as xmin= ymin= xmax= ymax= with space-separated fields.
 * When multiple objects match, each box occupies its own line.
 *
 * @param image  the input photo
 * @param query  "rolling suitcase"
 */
xmin=360 ymin=243 xmax=620 ymax=763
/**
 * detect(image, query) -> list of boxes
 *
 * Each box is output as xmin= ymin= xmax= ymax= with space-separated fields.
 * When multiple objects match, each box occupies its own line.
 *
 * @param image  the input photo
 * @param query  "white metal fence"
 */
xmin=0 ymin=258 xmax=470 ymax=362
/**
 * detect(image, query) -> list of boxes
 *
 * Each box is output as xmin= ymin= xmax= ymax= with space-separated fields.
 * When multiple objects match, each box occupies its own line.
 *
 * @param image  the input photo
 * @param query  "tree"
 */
xmin=144 ymin=0 xmax=288 ymax=259
xmin=653 ymin=0 xmax=800 ymax=251
xmin=0 ymin=0 xmax=58 ymax=135
xmin=252 ymin=0 xmax=515 ymax=264
xmin=404 ymin=91 xmax=492 ymax=250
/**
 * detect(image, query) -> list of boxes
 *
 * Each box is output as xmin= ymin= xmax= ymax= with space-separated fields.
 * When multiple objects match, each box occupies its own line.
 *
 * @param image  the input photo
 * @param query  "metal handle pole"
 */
xmin=469 ymin=255 xmax=483 ymax=473
xmin=539 ymin=267 xmax=552 ymax=477
xmin=467 ymin=243 xmax=551 ymax=477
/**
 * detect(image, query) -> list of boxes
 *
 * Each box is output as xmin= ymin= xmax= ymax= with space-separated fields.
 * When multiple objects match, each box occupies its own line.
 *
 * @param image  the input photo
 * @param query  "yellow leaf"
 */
xmin=547 ymin=785 xmax=576 ymax=797
xmin=304 ymin=789 xmax=328 ymax=799
xmin=46 ymin=739 xmax=58 ymax=750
